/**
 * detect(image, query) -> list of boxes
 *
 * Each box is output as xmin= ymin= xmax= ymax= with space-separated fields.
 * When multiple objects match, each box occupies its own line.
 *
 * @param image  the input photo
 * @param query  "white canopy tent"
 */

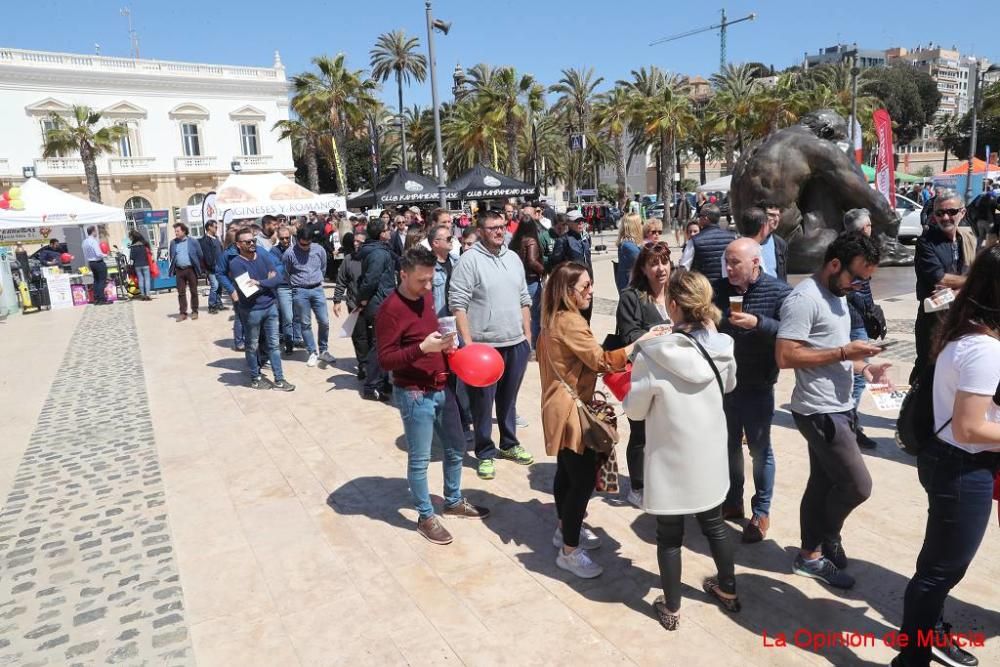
xmin=0 ymin=178 xmax=125 ymax=232
xmin=181 ymin=172 xmax=345 ymax=223
xmin=695 ymin=175 xmax=732 ymax=193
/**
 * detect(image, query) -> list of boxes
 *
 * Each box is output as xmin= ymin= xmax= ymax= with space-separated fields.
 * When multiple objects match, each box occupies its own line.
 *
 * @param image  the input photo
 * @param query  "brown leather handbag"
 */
xmin=546 ymin=354 xmax=619 ymax=454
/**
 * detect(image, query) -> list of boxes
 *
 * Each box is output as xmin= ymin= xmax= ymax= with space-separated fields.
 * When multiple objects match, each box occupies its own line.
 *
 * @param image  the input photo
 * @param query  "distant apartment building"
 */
xmin=803 ymin=44 xmax=887 ymax=70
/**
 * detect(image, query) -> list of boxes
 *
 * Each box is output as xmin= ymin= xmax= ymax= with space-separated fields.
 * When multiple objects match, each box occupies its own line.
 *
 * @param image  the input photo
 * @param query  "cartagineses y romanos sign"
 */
xmin=182 ymin=194 xmax=346 ymax=222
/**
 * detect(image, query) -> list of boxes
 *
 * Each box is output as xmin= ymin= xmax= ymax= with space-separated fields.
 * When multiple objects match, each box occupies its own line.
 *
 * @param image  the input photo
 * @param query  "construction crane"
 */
xmin=650 ymin=9 xmax=757 ymax=72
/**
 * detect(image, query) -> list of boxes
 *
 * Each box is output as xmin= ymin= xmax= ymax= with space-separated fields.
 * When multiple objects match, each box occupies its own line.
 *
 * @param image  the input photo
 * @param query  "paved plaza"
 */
xmin=1 ymin=259 xmax=997 ymax=666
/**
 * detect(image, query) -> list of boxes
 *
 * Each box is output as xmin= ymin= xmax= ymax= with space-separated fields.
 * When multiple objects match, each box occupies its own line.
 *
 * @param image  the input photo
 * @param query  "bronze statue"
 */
xmin=731 ymin=109 xmax=909 ymax=273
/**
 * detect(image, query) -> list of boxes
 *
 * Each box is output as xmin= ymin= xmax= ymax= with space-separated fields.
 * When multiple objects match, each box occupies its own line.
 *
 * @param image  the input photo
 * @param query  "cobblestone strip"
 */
xmin=0 ymin=304 xmax=193 ymax=666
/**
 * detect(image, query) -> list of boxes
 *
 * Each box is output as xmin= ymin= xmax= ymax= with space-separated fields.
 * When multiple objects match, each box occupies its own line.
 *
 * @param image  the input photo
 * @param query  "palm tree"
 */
xmin=550 ymin=67 xmax=605 ymax=204
xmin=293 ymin=54 xmax=378 ymax=196
xmin=468 ymin=65 xmax=544 ymax=174
xmin=442 ymin=99 xmax=500 ymax=175
xmin=710 ymin=63 xmax=760 ymax=172
xmin=593 ymin=86 xmax=632 ymax=208
xmin=684 ymin=104 xmax=725 ymax=184
xmin=273 ymin=101 xmax=327 ymax=192
xmin=402 ymin=105 xmax=433 ymax=174
xmin=41 ymin=106 xmax=127 ymax=203
xmin=369 ymin=30 xmax=427 ymax=170
xmin=621 ymin=67 xmax=692 ymax=212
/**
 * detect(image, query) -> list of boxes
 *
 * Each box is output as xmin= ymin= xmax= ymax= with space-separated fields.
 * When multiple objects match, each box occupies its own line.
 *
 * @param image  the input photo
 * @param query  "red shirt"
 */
xmin=375 ymin=289 xmax=448 ymax=391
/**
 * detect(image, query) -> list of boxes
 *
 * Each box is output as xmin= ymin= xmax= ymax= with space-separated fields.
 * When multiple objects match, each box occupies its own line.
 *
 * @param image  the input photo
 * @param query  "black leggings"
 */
xmin=656 ymin=505 xmax=736 ymax=612
xmin=553 ymin=448 xmax=599 ymax=548
xmin=626 ymin=418 xmax=646 ymax=491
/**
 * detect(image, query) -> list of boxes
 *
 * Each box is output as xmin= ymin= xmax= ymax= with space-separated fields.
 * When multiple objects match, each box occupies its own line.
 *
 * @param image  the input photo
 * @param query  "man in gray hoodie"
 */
xmin=449 ymin=210 xmax=534 ymax=480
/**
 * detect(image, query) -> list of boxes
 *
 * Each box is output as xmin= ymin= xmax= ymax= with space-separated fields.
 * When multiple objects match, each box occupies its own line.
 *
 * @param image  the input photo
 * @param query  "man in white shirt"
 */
xmin=82 ymin=225 xmax=109 ymax=305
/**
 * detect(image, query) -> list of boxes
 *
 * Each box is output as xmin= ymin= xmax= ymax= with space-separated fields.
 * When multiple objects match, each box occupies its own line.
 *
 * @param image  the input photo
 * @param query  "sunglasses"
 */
xmin=935 ymin=208 xmax=962 ymax=217
xmin=239 ymin=239 xmax=257 ymax=245
xmin=436 ymin=236 xmax=454 ymax=243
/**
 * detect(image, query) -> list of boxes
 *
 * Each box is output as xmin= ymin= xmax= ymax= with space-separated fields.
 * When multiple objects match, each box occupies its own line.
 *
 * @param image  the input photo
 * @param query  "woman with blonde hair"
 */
xmin=615 ymin=213 xmax=644 ymax=291
xmin=538 ymin=262 xmax=662 ymax=579
xmin=624 ymin=268 xmax=739 ymax=630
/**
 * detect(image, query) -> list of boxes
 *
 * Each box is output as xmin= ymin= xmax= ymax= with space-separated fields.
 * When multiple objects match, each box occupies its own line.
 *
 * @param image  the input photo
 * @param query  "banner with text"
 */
xmin=873 ymin=109 xmax=896 ymax=208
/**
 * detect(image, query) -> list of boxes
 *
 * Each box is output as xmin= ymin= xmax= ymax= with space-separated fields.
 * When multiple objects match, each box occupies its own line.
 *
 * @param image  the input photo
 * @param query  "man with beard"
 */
xmin=776 ymin=232 xmax=892 ymax=590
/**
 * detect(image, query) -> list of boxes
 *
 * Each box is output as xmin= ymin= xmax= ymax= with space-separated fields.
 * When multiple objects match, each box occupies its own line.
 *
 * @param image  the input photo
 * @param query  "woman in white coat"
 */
xmin=624 ymin=269 xmax=739 ymax=631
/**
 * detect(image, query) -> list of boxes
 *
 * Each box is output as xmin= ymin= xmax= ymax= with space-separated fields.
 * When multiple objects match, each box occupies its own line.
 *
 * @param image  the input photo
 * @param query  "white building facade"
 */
xmin=0 ymin=47 xmax=294 ymax=229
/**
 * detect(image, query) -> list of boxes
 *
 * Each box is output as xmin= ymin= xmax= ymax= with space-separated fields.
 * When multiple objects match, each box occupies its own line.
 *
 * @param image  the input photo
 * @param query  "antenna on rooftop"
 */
xmin=120 ymin=6 xmax=140 ymax=59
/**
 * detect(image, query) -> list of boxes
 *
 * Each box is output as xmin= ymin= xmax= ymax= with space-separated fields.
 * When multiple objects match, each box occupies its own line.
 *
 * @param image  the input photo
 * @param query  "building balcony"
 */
xmin=174 ymin=156 xmax=218 ymax=173
xmin=108 ymin=156 xmax=156 ymax=175
xmin=33 ymin=157 xmax=84 ymax=177
xmin=233 ymin=155 xmax=274 ymax=171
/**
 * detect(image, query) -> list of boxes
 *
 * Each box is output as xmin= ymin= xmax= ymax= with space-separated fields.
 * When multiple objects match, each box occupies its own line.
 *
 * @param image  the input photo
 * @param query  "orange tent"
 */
xmin=938 ymin=158 xmax=994 ymax=175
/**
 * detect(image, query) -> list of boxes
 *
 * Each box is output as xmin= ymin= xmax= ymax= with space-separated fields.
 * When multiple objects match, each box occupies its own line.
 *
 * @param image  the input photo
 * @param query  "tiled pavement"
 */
xmin=1 ymin=265 xmax=997 ymax=666
xmin=0 ymin=305 xmax=192 ymax=665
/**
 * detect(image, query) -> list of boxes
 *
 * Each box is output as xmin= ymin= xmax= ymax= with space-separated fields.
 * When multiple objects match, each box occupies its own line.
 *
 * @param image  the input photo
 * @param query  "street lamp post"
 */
xmin=966 ymin=62 xmax=1000 ymax=203
xmin=425 ymin=1 xmax=451 ymax=209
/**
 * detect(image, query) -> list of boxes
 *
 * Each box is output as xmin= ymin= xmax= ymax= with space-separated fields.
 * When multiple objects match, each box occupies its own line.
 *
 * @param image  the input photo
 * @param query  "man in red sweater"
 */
xmin=376 ymin=247 xmax=490 ymax=545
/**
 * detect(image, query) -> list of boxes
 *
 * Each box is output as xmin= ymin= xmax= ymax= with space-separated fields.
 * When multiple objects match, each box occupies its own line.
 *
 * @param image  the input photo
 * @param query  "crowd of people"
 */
xmin=111 ymin=190 xmax=998 ymax=667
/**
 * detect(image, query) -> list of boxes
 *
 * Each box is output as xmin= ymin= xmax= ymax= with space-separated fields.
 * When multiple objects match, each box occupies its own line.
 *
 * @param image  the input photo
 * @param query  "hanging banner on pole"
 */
xmin=847 ymin=115 xmax=863 ymax=164
xmin=873 ymin=109 xmax=896 ymax=208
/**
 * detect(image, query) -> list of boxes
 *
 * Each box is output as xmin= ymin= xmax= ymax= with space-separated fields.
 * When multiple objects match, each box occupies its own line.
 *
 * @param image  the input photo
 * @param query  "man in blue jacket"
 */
xmin=356 ymin=218 xmax=397 ymax=400
xmin=713 ymin=237 xmax=792 ymax=543
xmin=680 ymin=203 xmax=737 ymax=282
xmin=228 ymin=228 xmax=294 ymax=391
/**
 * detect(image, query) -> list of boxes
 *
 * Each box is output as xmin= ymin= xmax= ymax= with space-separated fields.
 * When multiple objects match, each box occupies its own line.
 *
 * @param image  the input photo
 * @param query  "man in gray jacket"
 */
xmin=449 ymin=210 xmax=534 ymax=480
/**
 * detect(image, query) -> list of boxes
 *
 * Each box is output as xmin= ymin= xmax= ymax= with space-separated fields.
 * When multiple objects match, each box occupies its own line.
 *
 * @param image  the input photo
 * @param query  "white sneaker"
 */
xmin=626 ymin=488 xmax=643 ymax=509
xmin=515 ymin=414 xmax=528 ymax=428
xmin=306 ymin=352 xmax=319 ymax=367
xmin=318 ymin=351 xmax=336 ymax=364
xmin=556 ymin=547 xmax=603 ymax=579
xmin=552 ymin=525 xmax=602 ymax=550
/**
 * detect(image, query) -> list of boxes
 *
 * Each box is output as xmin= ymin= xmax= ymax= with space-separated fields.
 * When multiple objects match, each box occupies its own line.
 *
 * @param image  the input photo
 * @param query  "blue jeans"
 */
xmin=849 ymin=326 xmax=867 ymax=409
xmin=469 ymin=340 xmax=531 ymax=459
xmin=527 ymin=280 xmax=542 ymax=349
xmin=233 ymin=308 xmax=245 ymax=347
xmin=724 ymin=385 xmax=776 ymax=517
xmin=900 ymin=441 xmax=999 ymax=665
xmin=276 ymin=286 xmax=303 ymax=346
xmin=394 ymin=385 xmax=466 ymax=520
xmin=135 ymin=266 xmax=151 ymax=296
xmin=242 ymin=304 xmax=284 ymax=381
xmin=293 ymin=286 xmax=329 ymax=354
xmin=207 ymin=272 xmax=221 ymax=307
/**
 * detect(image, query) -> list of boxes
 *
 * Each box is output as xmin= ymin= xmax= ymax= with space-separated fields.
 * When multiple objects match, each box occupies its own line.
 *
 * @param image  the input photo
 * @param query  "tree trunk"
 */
xmin=329 ymin=108 xmax=348 ymax=196
xmin=724 ymin=132 xmax=736 ymax=174
xmin=305 ymin=134 xmax=320 ymax=193
xmin=397 ymin=72 xmax=408 ymax=170
xmin=614 ymin=132 xmax=626 ymax=210
xmin=80 ymin=141 xmax=102 ymax=203
xmin=506 ymin=113 xmax=518 ymax=176
xmin=699 ymin=152 xmax=707 ymax=184
xmin=657 ymin=131 xmax=669 ymax=205
xmin=663 ymin=133 xmax=675 ymax=225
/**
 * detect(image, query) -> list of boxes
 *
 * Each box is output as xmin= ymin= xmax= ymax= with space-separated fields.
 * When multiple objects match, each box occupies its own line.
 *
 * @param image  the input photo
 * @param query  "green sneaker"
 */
xmin=477 ymin=459 xmax=496 ymax=480
xmin=498 ymin=444 xmax=534 ymax=465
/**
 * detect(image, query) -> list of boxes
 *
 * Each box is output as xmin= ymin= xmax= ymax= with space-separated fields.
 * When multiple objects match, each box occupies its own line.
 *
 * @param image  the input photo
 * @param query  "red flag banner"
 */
xmin=873 ymin=109 xmax=895 ymax=208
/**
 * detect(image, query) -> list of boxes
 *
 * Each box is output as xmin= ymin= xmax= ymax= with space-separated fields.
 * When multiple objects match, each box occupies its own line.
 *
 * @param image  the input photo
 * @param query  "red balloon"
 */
xmin=60 ymin=252 xmax=73 ymax=263
xmin=100 ymin=241 xmax=110 ymax=254
xmin=450 ymin=343 xmax=505 ymax=388
xmin=602 ymin=364 xmax=633 ymax=402
xmin=0 ymin=200 xmax=8 ymax=210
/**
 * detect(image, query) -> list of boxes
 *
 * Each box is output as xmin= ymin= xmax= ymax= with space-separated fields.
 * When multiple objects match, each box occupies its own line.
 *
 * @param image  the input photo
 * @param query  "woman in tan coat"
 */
xmin=537 ymin=262 xmax=662 ymax=579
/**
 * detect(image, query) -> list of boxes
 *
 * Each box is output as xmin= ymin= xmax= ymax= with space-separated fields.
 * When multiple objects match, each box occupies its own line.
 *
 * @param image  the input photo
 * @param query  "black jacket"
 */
xmin=549 ymin=230 xmax=592 ymax=271
xmin=199 ymin=235 xmax=222 ymax=273
xmin=333 ymin=251 xmax=363 ymax=311
xmin=615 ymin=287 xmax=669 ymax=345
xmin=356 ymin=239 xmax=397 ymax=319
xmin=712 ymin=272 xmax=792 ymax=387
xmin=772 ymin=234 xmax=789 ymax=283
xmin=914 ymin=224 xmax=966 ymax=301
xmin=691 ymin=224 xmax=737 ymax=282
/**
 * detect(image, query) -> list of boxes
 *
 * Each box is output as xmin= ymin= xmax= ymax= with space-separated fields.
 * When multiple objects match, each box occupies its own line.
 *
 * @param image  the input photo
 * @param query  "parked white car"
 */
xmin=893 ymin=193 xmax=924 ymax=244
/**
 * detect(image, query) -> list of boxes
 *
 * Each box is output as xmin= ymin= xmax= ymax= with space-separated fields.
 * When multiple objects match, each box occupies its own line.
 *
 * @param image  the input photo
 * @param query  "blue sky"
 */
xmin=6 ymin=0 xmax=997 ymax=109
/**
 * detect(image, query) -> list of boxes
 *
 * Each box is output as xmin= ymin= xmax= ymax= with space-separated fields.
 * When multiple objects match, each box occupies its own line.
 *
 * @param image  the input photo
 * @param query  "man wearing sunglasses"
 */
xmin=229 ymin=229 xmax=295 ymax=391
xmin=776 ymin=232 xmax=890 ymax=590
xmin=911 ymin=190 xmax=970 ymax=383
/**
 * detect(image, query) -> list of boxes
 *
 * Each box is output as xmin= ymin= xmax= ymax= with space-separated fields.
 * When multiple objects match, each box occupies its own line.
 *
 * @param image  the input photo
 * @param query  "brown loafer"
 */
xmin=416 ymin=515 xmax=453 ymax=545
xmin=442 ymin=498 xmax=490 ymax=520
xmin=177 ymin=313 xmax=188 ymax=322
xmin=191 ymin=311 xmax=199 ymax=320
xmin=742 ymin=514 xmax=769 ymax=543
